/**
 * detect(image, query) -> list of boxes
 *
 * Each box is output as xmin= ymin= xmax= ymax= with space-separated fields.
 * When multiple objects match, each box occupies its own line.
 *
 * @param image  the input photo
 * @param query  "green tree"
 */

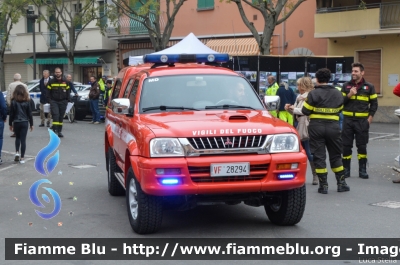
xmin=0 ymin=0 xmax=29 ymax=91
xmin=110 ymin=0 xmax=187 ymax=51
xmin=30 ymin=0 xmax=118 ymax=77
xmin=226 ymin=0 xmax=307 ymax=55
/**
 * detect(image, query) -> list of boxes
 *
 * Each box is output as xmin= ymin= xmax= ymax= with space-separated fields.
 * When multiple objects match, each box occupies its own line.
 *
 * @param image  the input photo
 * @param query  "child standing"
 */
xmin=9 ymin=85 xmax=34 ymax=163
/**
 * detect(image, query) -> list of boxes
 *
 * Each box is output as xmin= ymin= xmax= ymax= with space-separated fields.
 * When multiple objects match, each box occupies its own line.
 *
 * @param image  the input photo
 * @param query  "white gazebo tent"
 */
xmin=128 ymin=32 xmax=219 ymax=66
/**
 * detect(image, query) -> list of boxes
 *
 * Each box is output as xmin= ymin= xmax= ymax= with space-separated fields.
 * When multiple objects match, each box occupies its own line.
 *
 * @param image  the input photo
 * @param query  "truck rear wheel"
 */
xmin=264 ymin=185 xmax=306 ymax=226
xmin=107 ymin=148 xmax=125 ymax=196
xmin=126 ymin=167 xmax=163 ymax=234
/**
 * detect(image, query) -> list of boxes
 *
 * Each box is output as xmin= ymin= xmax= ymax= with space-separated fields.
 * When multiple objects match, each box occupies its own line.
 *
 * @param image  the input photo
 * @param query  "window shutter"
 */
xmin=358 ymin=50 xmax=381 ymax=94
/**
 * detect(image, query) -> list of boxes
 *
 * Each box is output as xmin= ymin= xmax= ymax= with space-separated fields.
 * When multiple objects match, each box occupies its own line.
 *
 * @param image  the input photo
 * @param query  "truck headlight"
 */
xmin=150 ymin=138 xmax=185 ymax=157
xmin=265 ymin=134 xmax=299 ymax=153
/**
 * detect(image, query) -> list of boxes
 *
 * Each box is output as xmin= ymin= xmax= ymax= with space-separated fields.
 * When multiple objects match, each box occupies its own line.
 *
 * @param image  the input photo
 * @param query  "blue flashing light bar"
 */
xmin=277 ymin=173 xmax=295 ymax=180
xmin=160 ymin=178 xmax=180 ymax=185
xmin=143 ymin=54 xmax=230 ymax=64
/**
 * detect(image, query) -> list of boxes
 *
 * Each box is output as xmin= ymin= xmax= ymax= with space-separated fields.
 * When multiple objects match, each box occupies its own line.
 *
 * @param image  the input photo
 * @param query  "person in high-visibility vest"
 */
xmin=98 ymin=75 xmax=106 ymax=93
xmin=104 ymin=80 xmax=113 ymax=106
xmin=265 ymin=75 xmax=279 ymax=117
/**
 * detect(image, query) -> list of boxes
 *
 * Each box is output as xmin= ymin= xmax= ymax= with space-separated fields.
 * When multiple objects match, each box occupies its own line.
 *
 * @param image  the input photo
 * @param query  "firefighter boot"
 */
xmin=343 ymin=158 xmax=351 ymax=178
xmin=58 ymin=125 xmax=64 ymax=138
xmin=359 ymin=158 xmax=369 ymax=179
xmin=52 ymin=125 xmax=58 ymax=134
xmin=335 ymin=172 xmax=350 ymax=192
xmin=317 ymin=173 xmax=328 ymax=194
xmin=310 ymin=161 xmax=318 ymax=185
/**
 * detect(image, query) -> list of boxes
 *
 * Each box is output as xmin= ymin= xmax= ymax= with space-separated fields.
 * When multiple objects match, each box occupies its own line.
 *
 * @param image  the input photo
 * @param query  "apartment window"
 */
xmin=74 ymin=4 xmax=82 ymax=30
xmin=197 ymin=0 xmax=214 ymax=10
xmin=357 ymin=49 xmax=381 ymax=94
xmin=98 ymin=1 xmax=107 ymax=28
xmin=27 ymin=10 xmax=34 ymax=33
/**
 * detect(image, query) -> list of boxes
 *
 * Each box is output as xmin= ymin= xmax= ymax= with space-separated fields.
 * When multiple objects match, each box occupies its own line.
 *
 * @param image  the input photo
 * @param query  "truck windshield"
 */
xmin=139 ymin=75 xmax=264 ymax=113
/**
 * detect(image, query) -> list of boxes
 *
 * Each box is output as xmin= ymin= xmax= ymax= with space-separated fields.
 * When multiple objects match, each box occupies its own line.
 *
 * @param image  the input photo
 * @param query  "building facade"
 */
xmin=315 ymin=0 xmax=400 ymax=122
xmin=108 ymin=0 xmax=327 ymax=69
xmin=3 ymin=1 xmax=118 ymax=87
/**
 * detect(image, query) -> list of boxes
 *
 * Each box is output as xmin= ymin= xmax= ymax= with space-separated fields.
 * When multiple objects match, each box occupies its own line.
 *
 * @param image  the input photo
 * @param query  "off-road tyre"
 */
xmin=126 ymin=167 xmax=163 ymax=234
xmin=107 ymin=148 xmax=125 ymax=196
xmin=264 ymin=185 xmax=306 ymax=226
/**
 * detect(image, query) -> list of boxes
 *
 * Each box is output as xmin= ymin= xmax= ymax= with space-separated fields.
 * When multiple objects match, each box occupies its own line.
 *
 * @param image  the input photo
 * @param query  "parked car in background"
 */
xmin=72 ymin=89 xmax=106 ymax=121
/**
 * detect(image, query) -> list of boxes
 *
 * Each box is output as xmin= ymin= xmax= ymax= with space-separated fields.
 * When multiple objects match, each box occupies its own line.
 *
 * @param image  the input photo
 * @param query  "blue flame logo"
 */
xmin=34 ymin=129 xmax=60 ymax=176
xmin=29 ymin=179 xmax=62 ymax=219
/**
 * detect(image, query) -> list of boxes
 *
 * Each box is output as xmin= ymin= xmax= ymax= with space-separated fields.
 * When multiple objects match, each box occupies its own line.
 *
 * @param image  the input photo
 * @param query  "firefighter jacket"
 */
xmin=46 ymin=77 xmax=70 ymax=102
xmin=265 ymin=82 xmax=279 ymax=96
xmin=341 ymin=78 xmax=378 ymax=119
xmin=301 ymin=85 xmax=343 ymax=121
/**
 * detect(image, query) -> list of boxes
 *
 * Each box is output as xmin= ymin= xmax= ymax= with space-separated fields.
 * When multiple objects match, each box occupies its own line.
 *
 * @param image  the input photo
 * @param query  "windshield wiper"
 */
xmin=142 ymin=105 xmax=199 ymax=112
xmin=205 ymin=104 xmax=256 ymax=110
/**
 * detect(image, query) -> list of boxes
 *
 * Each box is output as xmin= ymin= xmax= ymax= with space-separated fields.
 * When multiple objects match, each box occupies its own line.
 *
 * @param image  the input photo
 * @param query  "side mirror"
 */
xmin=111 ymin=98 xmax=130 ymax=114
xmin=264 ymin=96 xmax=280 ymax=111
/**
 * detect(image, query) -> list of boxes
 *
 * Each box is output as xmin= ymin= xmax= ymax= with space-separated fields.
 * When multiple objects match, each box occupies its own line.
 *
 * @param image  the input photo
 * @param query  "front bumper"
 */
xmin=134 ymin=153 xmax=307 ymax=196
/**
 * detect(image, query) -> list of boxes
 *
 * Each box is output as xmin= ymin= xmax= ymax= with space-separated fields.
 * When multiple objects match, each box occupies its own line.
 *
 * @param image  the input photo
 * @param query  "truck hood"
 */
xmin=140 ymin=110 xmax=296 ymax=137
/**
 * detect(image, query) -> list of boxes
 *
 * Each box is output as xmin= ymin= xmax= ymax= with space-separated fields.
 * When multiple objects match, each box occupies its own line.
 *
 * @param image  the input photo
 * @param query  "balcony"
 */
xmin=315 ymin=2 xmax=400 ymax=38
xmin=41 ymin=31 xmax=69 ymax=49
xmin=106 ymin=13 xmax=165 ymax=40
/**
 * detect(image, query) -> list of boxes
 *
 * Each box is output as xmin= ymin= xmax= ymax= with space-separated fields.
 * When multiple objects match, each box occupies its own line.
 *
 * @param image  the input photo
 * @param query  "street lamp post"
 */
xmin=27 ymin=11 xmax=39 ymax=80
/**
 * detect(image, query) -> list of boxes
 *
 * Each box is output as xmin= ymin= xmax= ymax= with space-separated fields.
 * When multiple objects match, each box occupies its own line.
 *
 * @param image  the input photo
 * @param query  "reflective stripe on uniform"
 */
xmin=52 ymin=122 xmax=63 ymax=125
xmin=303 ymin=102 xmax=314 ymax=111
xmin=342 ymin=111 xmax=369 ymax=117
xmin=343 ymin=155 xmax=352 ymax=160
xmin=332 ymin=166 xmax=344 ymax=173
xmin=316 ymin=168 xmax=328 ymax=174
xmin=310 ymin=114 xmax=339 ymax=120
xmin=342 ymin=92 xmax=347 ymax=96
xmin=370 ymin=94 xmax=378 ymax=99
xmin=313 ymin=106 xmax=343 ymax=114
xmin=357 ymin=154 xmax=367 ymax=159
xmin=349 ymin=95 xmax=369 ymax=101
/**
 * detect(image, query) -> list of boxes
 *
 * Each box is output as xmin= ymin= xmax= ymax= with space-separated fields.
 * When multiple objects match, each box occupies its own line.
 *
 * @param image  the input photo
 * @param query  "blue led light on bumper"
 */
xmin=160 ymin=178 xmax=180 ymax=185
xmin=143 ymin=54 xmax=229 ymax=64
xmin=277 ymin=173 xmax=295 ymax=180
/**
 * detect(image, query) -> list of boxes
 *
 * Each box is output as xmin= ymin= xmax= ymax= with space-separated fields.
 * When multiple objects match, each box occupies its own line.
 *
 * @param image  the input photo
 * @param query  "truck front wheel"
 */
xmin=264 ymin=185 xmax=306 ymax=226
xmin=126 ymin=167 xmax=163 ymax=234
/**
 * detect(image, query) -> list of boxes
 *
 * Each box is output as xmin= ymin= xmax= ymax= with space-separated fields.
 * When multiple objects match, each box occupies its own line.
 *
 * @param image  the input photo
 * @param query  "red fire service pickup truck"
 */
xmin=105 ymin=53 xmax=307 ymax=234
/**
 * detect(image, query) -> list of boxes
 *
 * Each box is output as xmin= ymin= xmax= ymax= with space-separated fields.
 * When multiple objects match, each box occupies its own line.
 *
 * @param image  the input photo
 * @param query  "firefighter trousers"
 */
xmin=50 ymin=100 xmax=67 ymax=132
xmin=309 ymin=120 xmax=343 ymax=174
xmin=342 ymin=118 xmax=369 ymax=159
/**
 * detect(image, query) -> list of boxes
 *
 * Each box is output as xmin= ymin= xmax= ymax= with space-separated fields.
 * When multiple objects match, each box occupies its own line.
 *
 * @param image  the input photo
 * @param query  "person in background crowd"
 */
xmin=6 ymin=73 xmax=28 ymax=137
xmin=66 ymin=74 xmax=78 ymax=94
xmin=39 ymin=70 xmax=52 ymax=128
xmin=0 ymin=89 xmax=6 ymax=165
xmin=46 ymin=67 xmax=70 ymax=138
xmin=302 ymin=68 xmax=349 ymax=194
xmin=98 ymin=75 xmax=106 ymax=94
xmin=89 ymin=76 xmax=101 ymax=124
xmin=9 ymin=85 xmax=34 ymax=164
xmin=277 ymin=82 xmax=296 ymax=126
xmin=392 ymin=82 xmax=400 ymax=183
xmin=341 ymin=62 xmax=378 ymax=180
xmin=265 ymin=75 xmax=279 ymax=117
xmin=286 ymin=77 xmax=318 ymax=185
xmin=333 ymin=78 xmax=344 ymax=131
xmin=104 ymin=80 xmax=113 ymax=106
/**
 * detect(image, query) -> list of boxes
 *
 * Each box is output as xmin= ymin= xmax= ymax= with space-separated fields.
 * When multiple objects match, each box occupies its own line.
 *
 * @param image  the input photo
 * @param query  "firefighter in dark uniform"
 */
xmin=46 ymin=67 xmax=70 ymax=138
xmin=302 ymin=68 xmax=350 ymax=194
xmin=341 ymin=62 xmax=378 ymax=179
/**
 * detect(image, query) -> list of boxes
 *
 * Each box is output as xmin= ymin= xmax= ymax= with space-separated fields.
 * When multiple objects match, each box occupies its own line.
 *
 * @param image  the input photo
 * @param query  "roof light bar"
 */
xmin=143 ymin=54 xmax=229 ymax=64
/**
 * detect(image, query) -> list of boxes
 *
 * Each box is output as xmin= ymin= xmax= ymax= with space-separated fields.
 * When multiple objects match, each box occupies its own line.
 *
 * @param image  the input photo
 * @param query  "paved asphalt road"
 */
xmin=0 ymin=116 xmax=399 ymax=265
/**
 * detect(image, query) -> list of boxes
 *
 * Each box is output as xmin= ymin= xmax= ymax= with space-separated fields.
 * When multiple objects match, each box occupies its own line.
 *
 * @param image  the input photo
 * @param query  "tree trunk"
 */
xmin=0 ymin=54 xmax=5 ymax=91
xmin=68 ymin=55 xmax=74 ymax=79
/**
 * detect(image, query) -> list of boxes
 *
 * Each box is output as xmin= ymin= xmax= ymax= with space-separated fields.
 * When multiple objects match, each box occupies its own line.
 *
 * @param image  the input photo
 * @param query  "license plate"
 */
xmin=210 ymin=163 xmax=250 ymax=177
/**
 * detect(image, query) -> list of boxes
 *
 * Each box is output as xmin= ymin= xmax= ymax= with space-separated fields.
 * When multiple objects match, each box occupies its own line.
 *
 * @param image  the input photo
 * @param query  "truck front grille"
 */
xmin=187 ymin=135 xmax=267 ymax=150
